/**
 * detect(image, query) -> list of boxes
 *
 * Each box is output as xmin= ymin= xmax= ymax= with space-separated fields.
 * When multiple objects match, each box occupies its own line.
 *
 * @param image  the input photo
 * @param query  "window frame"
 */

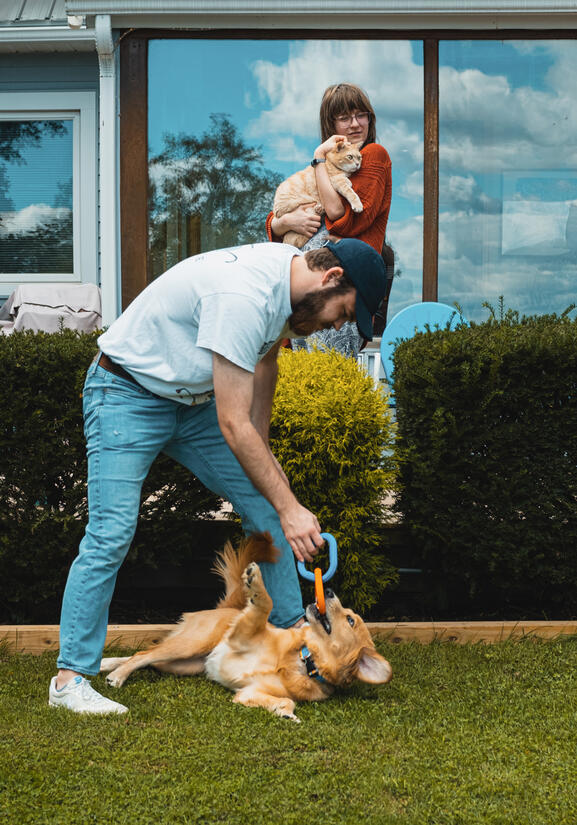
xmin=120 ymin=28 xmax=577 ymax=311
xmin=0 ymin=91 xmax=97 ymax=293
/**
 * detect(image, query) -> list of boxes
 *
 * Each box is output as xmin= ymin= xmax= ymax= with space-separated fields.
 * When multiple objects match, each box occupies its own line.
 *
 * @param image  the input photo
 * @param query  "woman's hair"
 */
xmin=319 ymin=83 xmax=376 ymax=146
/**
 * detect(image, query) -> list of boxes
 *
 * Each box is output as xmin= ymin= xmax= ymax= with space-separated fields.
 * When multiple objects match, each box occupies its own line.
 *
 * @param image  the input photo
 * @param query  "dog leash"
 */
xmin=297 ymin=533 xmax=338 ymax=616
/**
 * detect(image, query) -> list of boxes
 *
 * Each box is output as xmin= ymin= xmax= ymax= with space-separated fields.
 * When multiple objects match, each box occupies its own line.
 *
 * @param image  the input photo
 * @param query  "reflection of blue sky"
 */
xmin=440 ymin=40 xmax=555 ymax=92
xmin=148 ymin=38 xmax=577 ymax=323
xmin=149 ymin=41 xmax=301 ymax=174
xmin=438 ymin=41 xmax=577 ymax=321
xmin=0 ymin=121 xmax=72 ymax=211
xmin=149 ymin=38 xmax=425 ymax=315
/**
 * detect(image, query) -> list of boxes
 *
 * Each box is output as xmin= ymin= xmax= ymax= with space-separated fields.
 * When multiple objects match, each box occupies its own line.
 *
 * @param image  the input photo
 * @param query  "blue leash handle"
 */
xmin=297 ymin=533 xmax=338 ymax=583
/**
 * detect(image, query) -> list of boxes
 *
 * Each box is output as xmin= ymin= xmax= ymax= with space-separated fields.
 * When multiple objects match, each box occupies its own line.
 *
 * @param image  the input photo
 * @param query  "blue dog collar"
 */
xmin=300 ymin=645 xmax=329 ymax=685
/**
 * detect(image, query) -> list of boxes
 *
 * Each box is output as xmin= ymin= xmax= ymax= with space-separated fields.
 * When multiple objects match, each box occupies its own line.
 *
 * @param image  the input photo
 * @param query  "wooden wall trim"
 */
xmin=119 ymin=34 xmax=148 ymax=310
xmin=3 ymin=622 xmax=577 ymax=653
xmin=423 ymin=38 xmax=439 ymax=302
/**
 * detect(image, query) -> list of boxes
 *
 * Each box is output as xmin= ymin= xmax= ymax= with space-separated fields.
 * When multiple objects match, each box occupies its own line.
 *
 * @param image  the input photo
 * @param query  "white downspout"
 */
xmin=94 ymin=14 xmax=119 ymax=326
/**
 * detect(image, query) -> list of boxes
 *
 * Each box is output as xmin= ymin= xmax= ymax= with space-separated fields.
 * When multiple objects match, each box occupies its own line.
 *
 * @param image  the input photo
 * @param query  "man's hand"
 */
xmin=278 ymin=501 xmax=323 ymax=563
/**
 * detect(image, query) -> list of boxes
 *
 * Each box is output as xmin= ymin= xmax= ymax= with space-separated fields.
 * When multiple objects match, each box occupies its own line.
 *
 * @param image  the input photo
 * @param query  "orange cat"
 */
xmin=273 ymin=140 xmax=363 ymax=248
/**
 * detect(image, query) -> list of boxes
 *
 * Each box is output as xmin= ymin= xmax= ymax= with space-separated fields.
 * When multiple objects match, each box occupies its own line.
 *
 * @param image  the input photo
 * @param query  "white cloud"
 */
xmin=397 ymin=170 xmax=423 ymax=202
xmin=439 ymin=58 xmax=577 ymax=173
xmin=267 ymin=136 xmax=309 ymax=166
xmin=0 ymin=204 xmax=70 ymax=235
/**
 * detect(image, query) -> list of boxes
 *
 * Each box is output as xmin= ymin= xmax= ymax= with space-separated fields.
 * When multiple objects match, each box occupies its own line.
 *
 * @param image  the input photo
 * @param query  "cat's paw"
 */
xmin=352 ymin=201 xmax=364 ymax=213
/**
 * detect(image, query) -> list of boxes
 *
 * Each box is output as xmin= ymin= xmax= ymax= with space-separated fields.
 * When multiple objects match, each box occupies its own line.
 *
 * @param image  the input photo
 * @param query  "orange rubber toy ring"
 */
xmin=314 ymin=567 xmax=326 ymax=615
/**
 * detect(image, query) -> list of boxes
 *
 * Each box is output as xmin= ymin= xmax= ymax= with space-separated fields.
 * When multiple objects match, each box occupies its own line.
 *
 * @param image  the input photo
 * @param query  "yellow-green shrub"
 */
xmin=270 ymin=348 xmax=398 ymax=613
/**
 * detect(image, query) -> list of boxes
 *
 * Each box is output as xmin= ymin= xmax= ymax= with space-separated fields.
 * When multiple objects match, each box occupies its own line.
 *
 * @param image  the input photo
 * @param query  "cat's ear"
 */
xmin=352 ymin=142 xmax=363 ymax=151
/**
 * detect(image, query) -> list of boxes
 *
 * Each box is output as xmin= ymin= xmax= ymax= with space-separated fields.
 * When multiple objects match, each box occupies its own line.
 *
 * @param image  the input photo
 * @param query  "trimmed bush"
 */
xmin=0 ymin=330 xmax=224 ymax=622
xmin=270 ymin=348 xmax=398 ymax=613
xmin=393 ymin=311 xmax=577 ymax=613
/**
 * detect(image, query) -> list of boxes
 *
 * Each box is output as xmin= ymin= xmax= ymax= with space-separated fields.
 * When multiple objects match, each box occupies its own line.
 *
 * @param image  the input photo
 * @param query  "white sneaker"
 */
xmin=49 ymin=675 xmax=128 ymax=715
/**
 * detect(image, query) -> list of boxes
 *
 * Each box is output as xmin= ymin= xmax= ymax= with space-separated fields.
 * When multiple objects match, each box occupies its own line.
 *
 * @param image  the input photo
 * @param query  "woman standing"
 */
xmin=266 ymin=83 xmax=392 ymax=356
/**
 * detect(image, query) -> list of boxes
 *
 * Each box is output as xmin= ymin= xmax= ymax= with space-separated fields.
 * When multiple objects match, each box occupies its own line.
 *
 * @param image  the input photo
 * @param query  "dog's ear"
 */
xmin=355 ymin=648 xmax=392 ymax=684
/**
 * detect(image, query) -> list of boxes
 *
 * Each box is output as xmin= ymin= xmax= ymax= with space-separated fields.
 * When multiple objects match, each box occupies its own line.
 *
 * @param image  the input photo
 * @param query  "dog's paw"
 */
xmin=282 ymin=713 xmax=301 ymax=723
xmin=242 ymin=562 xmax=266 ymax=603
xmin=106 ymin=671 xmax=126 ymax=688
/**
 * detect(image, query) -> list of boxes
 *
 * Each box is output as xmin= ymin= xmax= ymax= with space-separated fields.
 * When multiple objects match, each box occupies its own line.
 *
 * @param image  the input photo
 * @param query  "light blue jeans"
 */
xmin=57 ymin=361 xmax=304 ymax=675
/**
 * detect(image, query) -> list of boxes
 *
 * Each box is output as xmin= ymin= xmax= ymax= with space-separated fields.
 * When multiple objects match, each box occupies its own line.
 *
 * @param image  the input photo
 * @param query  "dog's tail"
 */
xmin=213 ymin=532 xmax=279 ymax=609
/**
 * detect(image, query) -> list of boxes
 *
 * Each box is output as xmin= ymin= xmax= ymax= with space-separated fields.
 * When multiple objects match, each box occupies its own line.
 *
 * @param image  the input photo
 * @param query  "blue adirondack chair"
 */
xmin=380 ymin=302 xmax=468 ymax=405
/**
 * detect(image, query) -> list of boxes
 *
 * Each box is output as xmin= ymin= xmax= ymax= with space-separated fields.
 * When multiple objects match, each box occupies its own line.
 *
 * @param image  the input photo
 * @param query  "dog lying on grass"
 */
xmin=100 ymin=533 xmax=392 ymax=721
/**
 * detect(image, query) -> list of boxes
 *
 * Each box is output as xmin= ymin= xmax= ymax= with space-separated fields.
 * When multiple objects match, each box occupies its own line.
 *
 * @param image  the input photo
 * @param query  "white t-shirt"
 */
xmin=98 ymin=243 xmax=299 ymax=404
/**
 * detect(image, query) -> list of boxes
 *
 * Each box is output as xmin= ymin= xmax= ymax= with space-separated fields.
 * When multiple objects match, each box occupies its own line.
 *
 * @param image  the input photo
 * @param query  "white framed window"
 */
xmin=0 ymin=91 xmax=97 ymax=293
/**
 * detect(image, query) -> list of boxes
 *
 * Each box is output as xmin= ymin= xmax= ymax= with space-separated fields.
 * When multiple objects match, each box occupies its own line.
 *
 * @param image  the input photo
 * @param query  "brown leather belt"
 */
xmin=95 ymin=352 xmax=139 ymax=385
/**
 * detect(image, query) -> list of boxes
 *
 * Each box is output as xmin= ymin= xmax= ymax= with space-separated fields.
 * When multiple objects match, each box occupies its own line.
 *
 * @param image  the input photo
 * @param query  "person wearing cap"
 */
xmin=48 ymin=237 xmax=387 ymax=715
xmin=265 ymin=82 xmax=392 ymax=357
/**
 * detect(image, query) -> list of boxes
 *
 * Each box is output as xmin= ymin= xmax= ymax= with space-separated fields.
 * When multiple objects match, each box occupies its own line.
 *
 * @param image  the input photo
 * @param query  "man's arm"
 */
xmin=250 ymin=341 xmax=290 ymax=486
xmin=212 ymin=351 xmax=322 ymax=562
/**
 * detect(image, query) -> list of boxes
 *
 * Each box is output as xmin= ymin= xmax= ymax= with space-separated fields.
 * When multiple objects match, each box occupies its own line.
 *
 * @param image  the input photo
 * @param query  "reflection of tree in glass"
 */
xmin=148 ymin=114 xmax=282 ymax=278
xmin=0 ymin=212 xmax=73 ymax=274
xmin=0 ymin=121 xmax=66 ymax=164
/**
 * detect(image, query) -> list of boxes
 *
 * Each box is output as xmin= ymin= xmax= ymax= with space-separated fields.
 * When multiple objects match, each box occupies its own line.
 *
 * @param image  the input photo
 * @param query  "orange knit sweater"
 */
xmin=266 ymin=142 xmax=392 ymax=254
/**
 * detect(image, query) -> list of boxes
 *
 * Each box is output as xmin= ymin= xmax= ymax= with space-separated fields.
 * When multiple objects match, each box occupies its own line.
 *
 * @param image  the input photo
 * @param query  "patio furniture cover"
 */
xmin=0 ymin=284 xmax=102 ymax=335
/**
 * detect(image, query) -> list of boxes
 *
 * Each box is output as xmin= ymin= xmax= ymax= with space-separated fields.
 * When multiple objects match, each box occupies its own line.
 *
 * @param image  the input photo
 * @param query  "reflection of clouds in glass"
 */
xmin=439 ymin=174 xmax=500 ymax=214
xmin=267 ymin=136 xmax=309 ymax=166
xmin=440 ymin=47 xmax=577 ymax=175
xmin=398 ymin=170 xmax=423 ymax=201
xmin=438 ymin=209 xmax=577 ymax=321
xmin=384 ymin=216 xmax=424 ymax=315
xmin=248 ymin=40 xmax=423 ymax=170
xmin=438 ymin=43 xmax=577 ymax=321
xmin=0 ymin=204 xmax=70 ymax=235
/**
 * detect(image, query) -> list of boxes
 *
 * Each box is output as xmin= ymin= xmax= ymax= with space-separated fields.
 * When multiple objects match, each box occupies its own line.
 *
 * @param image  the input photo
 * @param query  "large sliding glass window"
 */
xmin=147 ymin=38 xmax=423 ymax=317
xmin=439 ymin=41 xmax=577 ymax=321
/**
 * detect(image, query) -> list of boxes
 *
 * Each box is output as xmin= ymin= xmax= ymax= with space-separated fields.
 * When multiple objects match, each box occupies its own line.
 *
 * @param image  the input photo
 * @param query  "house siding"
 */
xmin=0 ymin=51 xmax=99 ymax=91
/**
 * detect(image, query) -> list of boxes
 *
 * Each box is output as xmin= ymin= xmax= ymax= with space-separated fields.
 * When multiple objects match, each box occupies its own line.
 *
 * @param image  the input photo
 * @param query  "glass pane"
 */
xmin=439 ymin=41 xmax=577 ymax=321
xmin=0 ymin=120 xmax=73 ymax=274
xmin=148 ymin=39 xmax=423 ymax=317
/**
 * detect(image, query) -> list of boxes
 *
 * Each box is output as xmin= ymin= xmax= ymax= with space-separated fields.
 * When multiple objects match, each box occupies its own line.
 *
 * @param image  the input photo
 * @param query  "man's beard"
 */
xmin=288 ymin=286 xmax=344 ymax=337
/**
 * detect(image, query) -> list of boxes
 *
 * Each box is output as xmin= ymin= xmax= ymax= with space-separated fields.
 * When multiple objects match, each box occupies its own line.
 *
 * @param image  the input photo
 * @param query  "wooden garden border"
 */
xmin=2 ymin=621 xmax=577 ymax=655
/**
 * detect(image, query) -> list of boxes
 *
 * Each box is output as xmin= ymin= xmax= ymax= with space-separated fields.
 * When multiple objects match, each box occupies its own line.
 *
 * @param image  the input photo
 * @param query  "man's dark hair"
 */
xmin=304 ymin=247 xmax=354 ymax=293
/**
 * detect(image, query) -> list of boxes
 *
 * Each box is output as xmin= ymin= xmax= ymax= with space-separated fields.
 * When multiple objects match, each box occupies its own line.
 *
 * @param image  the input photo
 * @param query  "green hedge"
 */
xmin=0 ymin=332 xmax=397 ymax=622
xmin=393 ymin=311 xmax=577 ymax=612
xmin=0 ymin=330 xmax=225 ymax=622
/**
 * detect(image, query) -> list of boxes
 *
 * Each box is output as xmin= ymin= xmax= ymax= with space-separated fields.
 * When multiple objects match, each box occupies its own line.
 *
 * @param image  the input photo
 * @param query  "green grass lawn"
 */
xmin=1 ymin=638 xmax=577 ymax=825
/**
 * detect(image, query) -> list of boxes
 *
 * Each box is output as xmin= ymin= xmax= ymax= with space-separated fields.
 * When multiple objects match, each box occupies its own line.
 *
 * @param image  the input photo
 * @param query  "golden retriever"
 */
xmin=100 ymin=533 xmax=392 ymax=721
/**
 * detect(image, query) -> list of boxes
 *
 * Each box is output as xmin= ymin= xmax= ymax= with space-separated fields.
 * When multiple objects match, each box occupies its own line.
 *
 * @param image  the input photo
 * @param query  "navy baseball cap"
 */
xmin=324 ymin=238 xmax=386 ymax=341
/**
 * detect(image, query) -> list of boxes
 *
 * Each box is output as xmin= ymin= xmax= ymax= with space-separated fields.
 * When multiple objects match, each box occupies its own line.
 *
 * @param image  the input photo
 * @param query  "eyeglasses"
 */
xmin=334 ymin=111 xmax=370 ymax=127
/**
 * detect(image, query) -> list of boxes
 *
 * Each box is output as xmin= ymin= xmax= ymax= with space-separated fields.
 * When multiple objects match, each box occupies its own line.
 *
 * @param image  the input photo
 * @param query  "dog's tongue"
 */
xmin=314 ymin=568 xmax=326 ymax=615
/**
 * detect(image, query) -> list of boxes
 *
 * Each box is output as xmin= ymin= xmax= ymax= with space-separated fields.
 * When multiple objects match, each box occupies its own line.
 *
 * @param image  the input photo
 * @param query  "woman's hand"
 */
xmin=271 ymin=204 xmax=322 ymax=239
xmin=313 ymin=134 xmax=347 ymax=160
